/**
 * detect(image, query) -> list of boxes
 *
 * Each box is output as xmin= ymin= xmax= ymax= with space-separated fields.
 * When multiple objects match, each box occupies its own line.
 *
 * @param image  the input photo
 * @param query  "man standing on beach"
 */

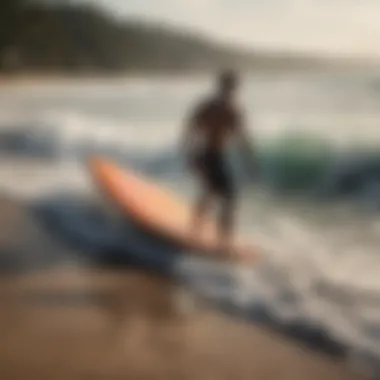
xmin=182 ymin=69 xmax=255 ymax=255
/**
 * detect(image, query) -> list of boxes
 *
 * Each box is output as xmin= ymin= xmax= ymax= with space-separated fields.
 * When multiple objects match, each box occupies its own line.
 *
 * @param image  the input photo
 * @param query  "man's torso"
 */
xmin=193 ymin=96 xmax=240 ymax=152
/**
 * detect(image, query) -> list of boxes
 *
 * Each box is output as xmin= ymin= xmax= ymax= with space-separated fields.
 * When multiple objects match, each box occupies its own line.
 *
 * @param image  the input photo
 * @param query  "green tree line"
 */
xmin=0 ymin=0 xmax=324 ymax=73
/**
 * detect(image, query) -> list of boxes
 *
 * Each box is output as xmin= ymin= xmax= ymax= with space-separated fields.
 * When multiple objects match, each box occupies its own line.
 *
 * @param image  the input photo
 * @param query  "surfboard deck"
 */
xmin=87 ymin=157 xmax=258 ymax=263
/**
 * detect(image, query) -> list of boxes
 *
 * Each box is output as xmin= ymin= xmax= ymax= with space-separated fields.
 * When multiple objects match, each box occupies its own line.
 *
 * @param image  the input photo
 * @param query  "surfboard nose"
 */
xmin=87 ymin=156 xmax=109 ymax=172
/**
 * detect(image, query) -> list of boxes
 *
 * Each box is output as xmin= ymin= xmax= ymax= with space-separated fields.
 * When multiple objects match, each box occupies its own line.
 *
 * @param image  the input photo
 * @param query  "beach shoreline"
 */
xmin=0 ymin=64 xmax=378 ymax=87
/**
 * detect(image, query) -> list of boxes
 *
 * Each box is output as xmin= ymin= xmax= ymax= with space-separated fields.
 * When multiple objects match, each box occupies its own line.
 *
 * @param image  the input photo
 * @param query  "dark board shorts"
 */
xmin=191 ymin=149 xmax=235 ymax=200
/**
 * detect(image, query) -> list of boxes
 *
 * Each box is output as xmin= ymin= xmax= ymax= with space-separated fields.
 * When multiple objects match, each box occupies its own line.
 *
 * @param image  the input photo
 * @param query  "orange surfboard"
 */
xmin=87 ymin=157 xmax=258 ymax=262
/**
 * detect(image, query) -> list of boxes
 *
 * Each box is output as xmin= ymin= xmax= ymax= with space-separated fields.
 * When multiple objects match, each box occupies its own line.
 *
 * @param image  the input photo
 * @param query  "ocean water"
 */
xmin=2 ymin=71 xmax=380 ymax=375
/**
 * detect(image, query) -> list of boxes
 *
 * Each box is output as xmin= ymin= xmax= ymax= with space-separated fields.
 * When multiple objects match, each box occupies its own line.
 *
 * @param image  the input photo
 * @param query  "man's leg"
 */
xmin=213 ymin=152 xmax=235 ymax=254
xmin=218 ymin=196 xmax=235 ymax=253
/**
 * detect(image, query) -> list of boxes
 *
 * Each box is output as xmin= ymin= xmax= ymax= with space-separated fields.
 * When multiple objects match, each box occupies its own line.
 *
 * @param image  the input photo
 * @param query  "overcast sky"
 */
xmin=93 ymin=0 xmax=380 ymax=58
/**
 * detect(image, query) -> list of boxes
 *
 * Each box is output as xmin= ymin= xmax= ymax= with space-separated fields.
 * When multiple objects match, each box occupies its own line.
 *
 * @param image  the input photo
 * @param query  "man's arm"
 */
xmin=235 ymin=110 xmax=258 ymax=173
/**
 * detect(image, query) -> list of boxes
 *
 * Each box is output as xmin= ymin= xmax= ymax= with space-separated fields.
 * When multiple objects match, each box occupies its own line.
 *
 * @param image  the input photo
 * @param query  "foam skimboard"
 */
xmin=87 ymin=157 xmax=259 ymax=263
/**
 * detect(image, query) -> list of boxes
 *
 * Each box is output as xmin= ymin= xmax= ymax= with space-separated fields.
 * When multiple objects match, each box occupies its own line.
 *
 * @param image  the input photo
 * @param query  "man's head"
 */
xmin=217 ymin=69 xmax=239 ymax=98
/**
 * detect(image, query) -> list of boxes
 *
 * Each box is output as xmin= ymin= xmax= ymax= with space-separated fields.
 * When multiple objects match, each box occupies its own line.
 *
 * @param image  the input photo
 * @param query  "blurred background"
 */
xmin=1 ymin=1 xmax=380 ymax=379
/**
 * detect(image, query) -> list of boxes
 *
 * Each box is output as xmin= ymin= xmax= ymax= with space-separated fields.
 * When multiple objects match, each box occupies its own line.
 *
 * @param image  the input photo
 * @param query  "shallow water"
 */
xmin=1 ymin=72 xmax=380 ymax=376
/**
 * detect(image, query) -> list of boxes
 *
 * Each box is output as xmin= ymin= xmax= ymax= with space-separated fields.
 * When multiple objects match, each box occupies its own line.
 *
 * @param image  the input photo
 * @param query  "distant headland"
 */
xmin=0 ymin=0 xmax=373 ymax=76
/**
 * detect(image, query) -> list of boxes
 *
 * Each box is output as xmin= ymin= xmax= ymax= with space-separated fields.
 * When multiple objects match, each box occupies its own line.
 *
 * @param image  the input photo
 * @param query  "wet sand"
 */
xmin=0 ymin=267 xmax=367 ymax=380
xmin=0 ymin=197 xmax=369 ymax=380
